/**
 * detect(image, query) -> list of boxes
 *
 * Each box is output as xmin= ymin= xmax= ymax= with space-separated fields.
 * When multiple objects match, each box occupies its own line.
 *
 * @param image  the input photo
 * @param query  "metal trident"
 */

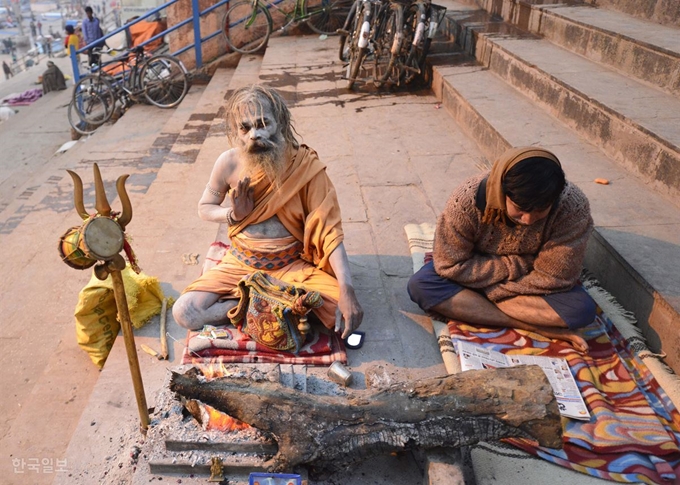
xmin=66 ymin=162 xmax=133 ymax=227
xmin=65 ymin=163 xmax=149 ymax=432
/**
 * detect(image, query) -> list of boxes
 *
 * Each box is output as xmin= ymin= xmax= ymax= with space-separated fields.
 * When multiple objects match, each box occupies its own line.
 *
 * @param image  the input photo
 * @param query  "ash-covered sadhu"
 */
xmin=408 ymin=147 xmax=596 ymax=352
xmin=173 ymin=84 xmax=363 ymax=338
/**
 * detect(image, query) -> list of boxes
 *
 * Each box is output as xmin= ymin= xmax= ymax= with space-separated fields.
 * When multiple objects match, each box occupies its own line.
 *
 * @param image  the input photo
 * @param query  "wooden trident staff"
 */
xmin=63 ymin=163 xmax=150 ymax=432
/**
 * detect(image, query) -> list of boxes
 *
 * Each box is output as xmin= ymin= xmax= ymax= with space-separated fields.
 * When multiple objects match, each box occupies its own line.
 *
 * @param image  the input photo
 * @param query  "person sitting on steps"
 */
xmin=173 ymin=84 xmax=364 ymax=341
xmin=408 ymin=146 xmax=596 ymax=353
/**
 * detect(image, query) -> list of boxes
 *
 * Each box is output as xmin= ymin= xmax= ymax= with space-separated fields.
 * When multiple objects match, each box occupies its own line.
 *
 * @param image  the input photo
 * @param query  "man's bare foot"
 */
xmin=533 ymin=327 xmax=588 ymax=353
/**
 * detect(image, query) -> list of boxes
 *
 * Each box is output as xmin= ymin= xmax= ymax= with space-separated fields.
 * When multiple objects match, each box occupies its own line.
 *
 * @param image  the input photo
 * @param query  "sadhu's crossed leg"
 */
xmin=173 ymin=238 xmax=339 ymax=331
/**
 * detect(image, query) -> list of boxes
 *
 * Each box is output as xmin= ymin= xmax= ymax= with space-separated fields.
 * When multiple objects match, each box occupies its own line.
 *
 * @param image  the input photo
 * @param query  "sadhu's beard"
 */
xmin=241 ymin=137 xmax=286 ymax=186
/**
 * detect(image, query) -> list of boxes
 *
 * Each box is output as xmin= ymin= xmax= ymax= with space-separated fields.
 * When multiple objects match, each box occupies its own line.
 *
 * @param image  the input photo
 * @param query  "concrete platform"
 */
xmin=54 ymin=34 xmax=475 ymax=484
xmin=580 ymin=0 xmax=680 ymax=28
xmin=0 ymin=67 xmax=209 ymax=484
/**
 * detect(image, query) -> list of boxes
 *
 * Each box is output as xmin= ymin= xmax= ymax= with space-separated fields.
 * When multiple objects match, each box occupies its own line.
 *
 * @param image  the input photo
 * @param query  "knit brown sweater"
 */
xmin=433 ymin=173 xmax=593 ymax=302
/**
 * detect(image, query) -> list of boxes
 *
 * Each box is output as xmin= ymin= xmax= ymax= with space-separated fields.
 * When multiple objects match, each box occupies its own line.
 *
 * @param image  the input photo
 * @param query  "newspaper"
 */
xmin=456 ymin=340 xmax=590 ymax=420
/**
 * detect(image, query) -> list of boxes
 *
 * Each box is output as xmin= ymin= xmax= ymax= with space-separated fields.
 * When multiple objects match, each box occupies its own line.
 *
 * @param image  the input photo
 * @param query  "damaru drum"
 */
xmin=58 ymin=217 xmax=124 ymax=269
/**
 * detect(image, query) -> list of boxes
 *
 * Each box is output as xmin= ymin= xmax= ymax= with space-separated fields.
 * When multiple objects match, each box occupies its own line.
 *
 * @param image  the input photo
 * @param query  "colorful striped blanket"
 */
xmin=405 ymin=223 xmax=680 ymax=484
xmin=182 ymin=323 xmax=347 ymax=366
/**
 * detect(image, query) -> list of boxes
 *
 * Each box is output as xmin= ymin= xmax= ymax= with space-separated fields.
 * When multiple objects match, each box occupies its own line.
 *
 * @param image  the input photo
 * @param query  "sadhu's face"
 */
xmin=505 ymin=196 xmax=552 ymax=226
xmin=236 ymin=102 xmax=281 ymax=154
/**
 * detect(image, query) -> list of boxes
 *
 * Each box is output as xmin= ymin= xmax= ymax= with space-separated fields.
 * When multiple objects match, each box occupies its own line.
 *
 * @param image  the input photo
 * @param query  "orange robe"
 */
xmin=184 ymin=145 xmax=344 ymax=329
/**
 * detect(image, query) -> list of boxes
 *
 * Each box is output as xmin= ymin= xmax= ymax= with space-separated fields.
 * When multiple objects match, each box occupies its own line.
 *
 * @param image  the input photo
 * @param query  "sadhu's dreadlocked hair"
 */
xmin=224 ymin=84 xmax=299 ymax=149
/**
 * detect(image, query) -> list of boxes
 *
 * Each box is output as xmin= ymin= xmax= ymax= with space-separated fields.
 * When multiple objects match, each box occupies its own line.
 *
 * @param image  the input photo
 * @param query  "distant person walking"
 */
xmin=37 ymin=20 xmax=43 ymax=36
xmin=64 ymin=24 xmax=80 ymax=58
xmin=30 ymin=21 xmax=37 ymax=38
xmin=3 ymin=60 xmax=12 ymax=80
xmin=82 ymin=6 xmax=105 ymax=66
xmin=45 ymin=37 xmax=53 ymax=58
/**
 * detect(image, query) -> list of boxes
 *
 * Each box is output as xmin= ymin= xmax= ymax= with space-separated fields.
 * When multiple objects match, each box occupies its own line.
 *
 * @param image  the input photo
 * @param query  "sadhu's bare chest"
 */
xmin=241 ymin=215 xmax=292 ymax=239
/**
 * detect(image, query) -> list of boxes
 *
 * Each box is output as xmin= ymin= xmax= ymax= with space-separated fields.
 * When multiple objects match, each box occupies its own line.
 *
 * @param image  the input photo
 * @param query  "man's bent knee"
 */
xmin=408 ymin=261 xmax=465 ymax=312
xmin=407 ymin=271 xmax=428 ymax=308
xmin=568 ymin=292 xmax=597 ymax=329
xmin=172 ymin=293 xmax=203 ymax=330
xmin=546 ymin=287 xmax=597 ymax=330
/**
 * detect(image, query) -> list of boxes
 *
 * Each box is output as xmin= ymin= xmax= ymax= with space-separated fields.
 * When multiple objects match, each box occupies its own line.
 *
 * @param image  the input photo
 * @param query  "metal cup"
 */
xmin=328 ymin=361 xmax=353 ymax=387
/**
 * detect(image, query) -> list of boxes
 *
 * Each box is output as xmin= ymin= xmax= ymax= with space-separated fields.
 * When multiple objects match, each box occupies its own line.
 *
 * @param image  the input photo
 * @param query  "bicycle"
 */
xmin=222 ymin=0 xmax=353 ymax=54
xmin=341 ymin=0 xmax=446 ymax=89
xmin=72 ymin=46 xmax=189 ymax=126
xmin=401 ymin=1 xmax=447 ymax=85
xmin=68 ymin=98 xmax=103 ymax=136
xmin=342 ymin=0 xmax=400 ymax=89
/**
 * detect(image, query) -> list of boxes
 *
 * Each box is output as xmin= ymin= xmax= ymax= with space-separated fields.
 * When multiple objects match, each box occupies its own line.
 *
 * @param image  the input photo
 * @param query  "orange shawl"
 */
xmin=228 ymin=145 xmax=343 ymax=276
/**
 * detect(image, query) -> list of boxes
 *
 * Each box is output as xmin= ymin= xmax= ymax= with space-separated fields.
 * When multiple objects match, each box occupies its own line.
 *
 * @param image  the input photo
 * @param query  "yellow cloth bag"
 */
xmin=74 ymin=265 xmax=167 ymax=368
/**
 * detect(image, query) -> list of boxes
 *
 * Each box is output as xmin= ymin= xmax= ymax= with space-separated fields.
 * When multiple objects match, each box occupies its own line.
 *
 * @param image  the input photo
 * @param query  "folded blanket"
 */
xmin=182 ymin=323 xmax=346 ymax=366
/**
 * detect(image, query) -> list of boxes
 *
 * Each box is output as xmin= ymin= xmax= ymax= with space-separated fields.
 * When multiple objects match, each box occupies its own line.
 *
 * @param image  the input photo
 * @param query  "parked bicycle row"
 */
xmin=218 ymin=0 xmax=445 ymax=89
xmin=68 ymin=46 xmax=190 ymax=136
xmin=69 ymin=0 xmax=445 ymax=136
xmin=340 ymin=0 xmax=447 ymax=89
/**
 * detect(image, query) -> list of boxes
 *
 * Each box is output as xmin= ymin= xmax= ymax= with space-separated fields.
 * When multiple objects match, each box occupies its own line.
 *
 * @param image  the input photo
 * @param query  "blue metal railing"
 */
xmin=70 ymin=0 xmax=230 ymax=83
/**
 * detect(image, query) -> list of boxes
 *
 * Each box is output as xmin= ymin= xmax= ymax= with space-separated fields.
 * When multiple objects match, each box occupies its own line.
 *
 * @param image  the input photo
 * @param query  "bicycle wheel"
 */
xmin=346 ymin=1 xmax=370 ymax=89
xmin=347 ymin=46 xmax=366 ymax=89
xmin=67 ymin=99 xmax=102 ymax=136
xmin=304 ymin=0 xmax=352 ymax=36
xmin=338 ymin=0 xmax=359 ymax=62
xmin=222 ymin=0 xmax=272 ymax=54
xmin=372 ymin=3 xmax=403 ymax=88
xmin=141 ymin=55 xmax=189 ymax=108
xmin=402 ymin=2 xmax=427 ymax=85
xmin=72 ymin=74 xmax=115 ymax=125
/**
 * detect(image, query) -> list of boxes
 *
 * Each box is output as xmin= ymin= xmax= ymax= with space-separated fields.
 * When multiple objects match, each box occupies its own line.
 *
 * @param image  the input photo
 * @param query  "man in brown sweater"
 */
xmin=408 ymin=147 xmax=595 ymax=352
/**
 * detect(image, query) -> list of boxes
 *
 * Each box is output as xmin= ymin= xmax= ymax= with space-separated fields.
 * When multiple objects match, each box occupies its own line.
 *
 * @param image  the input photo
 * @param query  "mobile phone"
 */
xmin=344 ymin=330 xmax=365 ymax=350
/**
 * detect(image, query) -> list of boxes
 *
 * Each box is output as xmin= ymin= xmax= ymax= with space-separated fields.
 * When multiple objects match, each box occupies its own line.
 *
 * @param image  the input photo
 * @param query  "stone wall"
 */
xmin=166 ymin=0 xmax=299 ymax=71
xmin=166 ymin=0 xmax=229 ymax=71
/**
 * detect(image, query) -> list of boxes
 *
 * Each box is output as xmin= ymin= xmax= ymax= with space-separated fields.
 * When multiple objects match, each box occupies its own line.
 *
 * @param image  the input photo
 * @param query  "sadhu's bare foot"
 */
xmin=536 ymin=327 xmax=588 ymax=354
xmin=562 ymin=331 xmax=588 ymax=354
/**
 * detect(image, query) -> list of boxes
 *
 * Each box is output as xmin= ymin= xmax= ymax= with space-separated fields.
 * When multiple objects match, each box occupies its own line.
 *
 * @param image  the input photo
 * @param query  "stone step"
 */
xmin=228 ymin=53 xmax=265 ymax=91
xmin=431 ymin=59 xmax=680 ymax=373
xmin=168 ymin=67 xmax=236 ymax=164
xmin=442 ymin=4 xmax=680 ymax=201
xmin=580 ymin=0 xmax=680 ymax=29
xmin=474 ymin=0 xmax=680 ymax=97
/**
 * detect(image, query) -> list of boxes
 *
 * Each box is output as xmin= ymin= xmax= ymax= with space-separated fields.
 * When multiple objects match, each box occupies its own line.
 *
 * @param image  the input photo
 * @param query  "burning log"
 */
xmin=170 ymin=365 xmax=562 ymax=474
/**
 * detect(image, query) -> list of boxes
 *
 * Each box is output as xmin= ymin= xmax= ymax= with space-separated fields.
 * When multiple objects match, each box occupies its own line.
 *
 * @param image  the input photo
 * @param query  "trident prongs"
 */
xmin=93 ymin=163 xmax=112 ymax=217
xmin=66 ymin=165 xmax=133 ymax=226
xmin=116 ymin=174 xmax=133 ymax=230
xmin=66 ymin=170 xmax=90 ymax=220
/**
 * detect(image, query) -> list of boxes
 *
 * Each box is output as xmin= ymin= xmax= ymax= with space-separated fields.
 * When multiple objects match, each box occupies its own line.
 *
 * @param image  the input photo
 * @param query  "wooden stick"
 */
xmin=159 ymin=298 xmax=168 ymax=360
xmin=110 ymin=268 xmax=150 ymax=432
xmin=141 ymin=343 xmax=160 ymax=359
